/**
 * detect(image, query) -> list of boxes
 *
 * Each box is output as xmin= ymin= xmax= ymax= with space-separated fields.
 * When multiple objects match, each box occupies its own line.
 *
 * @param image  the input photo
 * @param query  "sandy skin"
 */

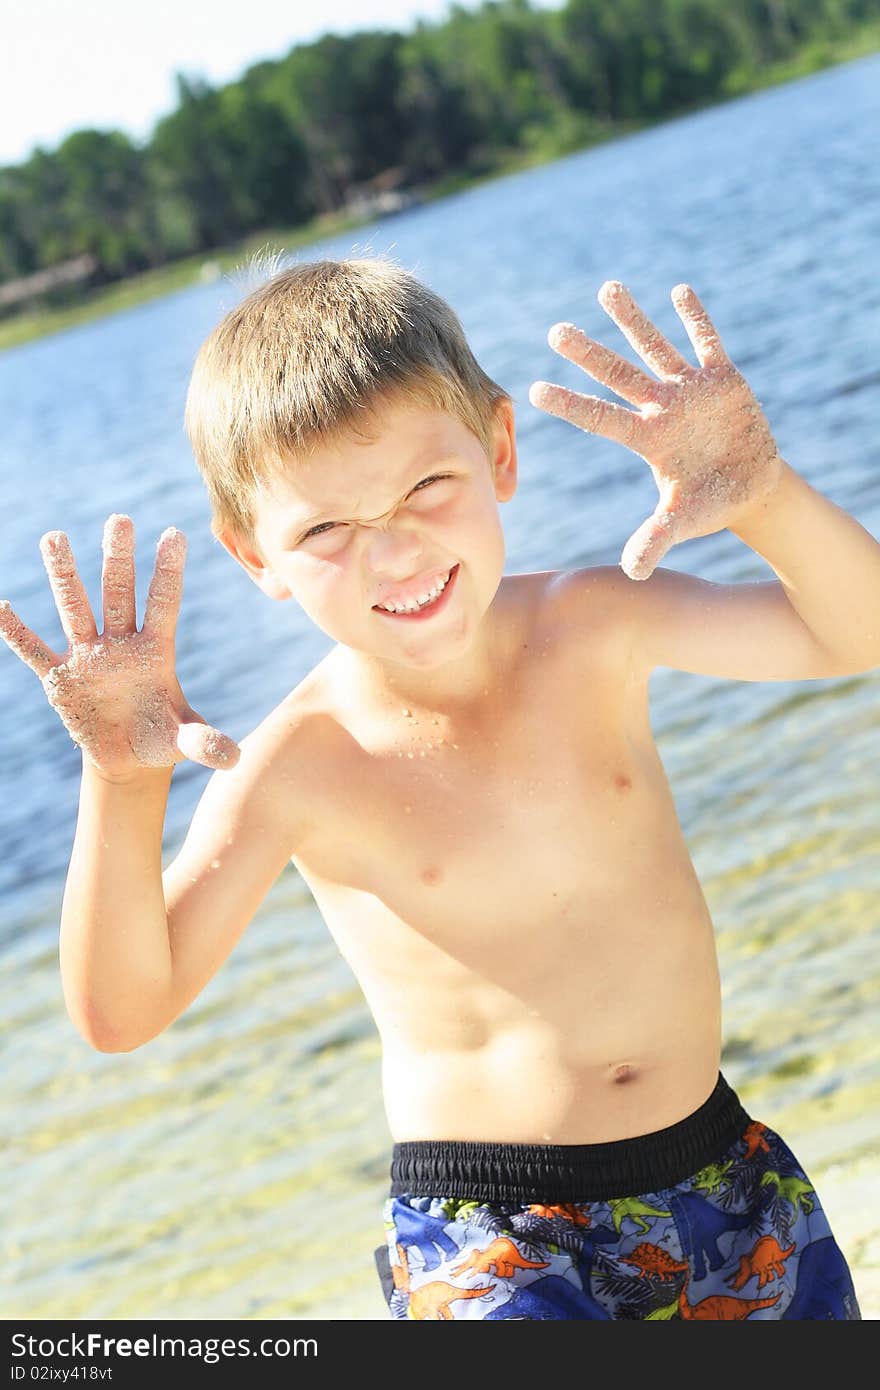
xmin=0 ymin=514 xmax=240 ymax=781
xmin=529 ymin=281 xmax=786 ymax=580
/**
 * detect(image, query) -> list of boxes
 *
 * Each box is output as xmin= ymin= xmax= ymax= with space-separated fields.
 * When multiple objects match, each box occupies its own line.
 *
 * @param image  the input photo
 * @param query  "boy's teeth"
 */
xmin=380 ymin=569 xmax=451 ymax=613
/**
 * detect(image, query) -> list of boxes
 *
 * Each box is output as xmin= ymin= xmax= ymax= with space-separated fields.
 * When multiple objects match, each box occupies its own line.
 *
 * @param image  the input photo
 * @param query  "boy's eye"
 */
xmin=302 ymin=474 xmax=451 ymax=540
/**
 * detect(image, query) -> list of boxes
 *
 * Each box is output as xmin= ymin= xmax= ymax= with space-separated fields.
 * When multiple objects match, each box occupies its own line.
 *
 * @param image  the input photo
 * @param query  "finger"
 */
xmin=529 ymin=380 xmax=645 ymax=450
xmin=670 ymin=284 xmax=731 ymax=368
xmin=0 ymin=599 xmax=61 ymax=678
xmin=176 ymin=720 xmax=241 ymax=770
xmin=39 ymin=531 xmax=99 ymax=646
xmin=620 ymin=509 xmax=681 ymax=581
xmin=547 ymin=323 xmax=659 ymax=407
xmin=598 ymin=281 xmax=692 ymax=379
xmin=143 ymin=528 xmax=186 ymax=642
xmin=101 ymin=514 xmax=137 ymax=637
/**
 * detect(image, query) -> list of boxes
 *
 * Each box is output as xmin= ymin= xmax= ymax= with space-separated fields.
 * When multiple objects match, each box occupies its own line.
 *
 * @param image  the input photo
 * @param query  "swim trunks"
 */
xmin=373 ymin=1073 xmax=860 ymax=1320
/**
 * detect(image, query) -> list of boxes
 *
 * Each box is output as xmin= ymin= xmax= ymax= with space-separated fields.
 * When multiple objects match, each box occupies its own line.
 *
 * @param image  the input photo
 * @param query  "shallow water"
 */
xmin=1 ymin=54 xmax=878 ymax=1319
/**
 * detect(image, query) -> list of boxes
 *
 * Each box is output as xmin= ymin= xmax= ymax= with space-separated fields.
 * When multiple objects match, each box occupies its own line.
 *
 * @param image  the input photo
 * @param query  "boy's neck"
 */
xmin=332 ymin=613 xmax=503 ymax=722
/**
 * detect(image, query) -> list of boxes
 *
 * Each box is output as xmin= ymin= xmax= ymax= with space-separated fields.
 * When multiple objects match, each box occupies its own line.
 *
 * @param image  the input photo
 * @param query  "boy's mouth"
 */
xmin=372 ymin=564 xmax=459 ymax=621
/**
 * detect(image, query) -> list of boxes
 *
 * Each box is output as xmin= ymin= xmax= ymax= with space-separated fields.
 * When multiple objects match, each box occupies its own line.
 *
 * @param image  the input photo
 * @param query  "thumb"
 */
xmin=620 ymin=508 xmax=680 ymax=581
xmin=176 ymin=714 xmax=241 ymax=770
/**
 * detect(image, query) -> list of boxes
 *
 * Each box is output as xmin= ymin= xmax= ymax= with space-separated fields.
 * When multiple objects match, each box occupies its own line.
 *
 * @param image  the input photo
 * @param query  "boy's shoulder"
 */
xmin=536 ymin=563 xmax=637 ymax=667
xmin=543 ymin=562 xmax=632 ymax=614
xmin=226 ymin=649 xmax=353 ymax=851
xmin=245 ymin=648 xmax=345 ymax=763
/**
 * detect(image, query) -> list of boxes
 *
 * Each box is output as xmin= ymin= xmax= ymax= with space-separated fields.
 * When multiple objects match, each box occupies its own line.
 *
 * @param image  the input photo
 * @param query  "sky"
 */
xmin=2 ymin=0 xmax=563 ymax=168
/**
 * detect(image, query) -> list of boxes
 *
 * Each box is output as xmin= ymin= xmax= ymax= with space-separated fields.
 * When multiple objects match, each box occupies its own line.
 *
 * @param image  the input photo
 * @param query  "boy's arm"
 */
xmin=530 ymin=281 xmax=880 ymax=681
xmin=156 ymin=712 xmax=314 ymax=1048
xmin=61 ymin=762 xmax=176 ymax=1051
xmin=616 ymin=462 xmax=880 ymax=682
xmin=63 ymin=710 xmax=312 ymax=1053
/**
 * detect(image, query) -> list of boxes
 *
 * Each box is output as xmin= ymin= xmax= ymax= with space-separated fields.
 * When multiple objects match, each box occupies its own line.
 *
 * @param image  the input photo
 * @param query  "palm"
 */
xmin=0 ymin=515 xmax=239 ymax=777
xmin=42 ymin=626 xmax=191 ymax=772
xmin=529 ymin=282 xmax=784 ymax=580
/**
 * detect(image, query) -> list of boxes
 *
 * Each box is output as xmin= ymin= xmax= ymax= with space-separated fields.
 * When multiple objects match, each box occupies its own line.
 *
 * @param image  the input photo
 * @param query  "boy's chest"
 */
xmin=288 ymin=602 xmax=656 ymax=950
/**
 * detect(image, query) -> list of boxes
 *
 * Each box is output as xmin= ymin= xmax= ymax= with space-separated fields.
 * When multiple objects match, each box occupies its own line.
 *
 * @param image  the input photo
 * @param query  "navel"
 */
xmin=610 ymin=1062 xmax=638 ymax=1085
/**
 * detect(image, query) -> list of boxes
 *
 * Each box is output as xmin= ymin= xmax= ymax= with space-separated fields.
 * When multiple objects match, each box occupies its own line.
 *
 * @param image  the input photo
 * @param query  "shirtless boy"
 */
xmin=1 ymin=257 xmax=872 ymax=1320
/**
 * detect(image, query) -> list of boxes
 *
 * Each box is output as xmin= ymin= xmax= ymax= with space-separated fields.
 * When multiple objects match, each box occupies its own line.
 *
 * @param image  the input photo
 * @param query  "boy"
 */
xmin=1 ymin=256 xmax=872 ymax=1320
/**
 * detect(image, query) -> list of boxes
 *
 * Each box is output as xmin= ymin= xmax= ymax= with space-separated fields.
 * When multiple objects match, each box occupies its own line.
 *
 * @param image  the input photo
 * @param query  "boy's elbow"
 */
xmin=89 ymin=1014 xmax=171 ymax=1051
xmin=79 ymin=1021 xmax=146 ymax=1053
xmin=91 ymin=1033 xmax=147 ymax=1054
xmin=67 ymin=1001 xmax=161 ymax=1053
xmin=64 ymin=963 xmax=182 ymax=1050
xmin=86 ymin=1029 xmax=160 ymax=1053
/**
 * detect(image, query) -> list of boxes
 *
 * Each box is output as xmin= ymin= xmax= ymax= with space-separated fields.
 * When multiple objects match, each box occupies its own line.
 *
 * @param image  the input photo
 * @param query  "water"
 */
xmin=1 ymin=54 xmax=878 ymax=1319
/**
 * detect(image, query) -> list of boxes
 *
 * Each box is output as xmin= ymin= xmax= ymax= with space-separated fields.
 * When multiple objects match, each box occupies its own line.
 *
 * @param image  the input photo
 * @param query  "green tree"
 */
xmin=261 ymin=40 xmax=352 ymax=213
xmin=151 ymin=76 xmax=253 ymax=248
xmin=53 ymin=130 xmax=157 ymax=276
xmin=396 ymin=22 xmax=483 ymax=177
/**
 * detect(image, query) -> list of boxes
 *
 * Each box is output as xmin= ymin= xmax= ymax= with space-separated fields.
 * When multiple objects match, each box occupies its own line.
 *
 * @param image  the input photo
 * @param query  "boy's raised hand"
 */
xmin=0 ymin=515 xmax=240 ymax=782
xmin=529 ymin=282 xmax=785 ymax=580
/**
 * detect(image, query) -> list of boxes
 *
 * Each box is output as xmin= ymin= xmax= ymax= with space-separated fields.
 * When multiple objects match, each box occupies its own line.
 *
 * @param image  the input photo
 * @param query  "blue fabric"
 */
xmin=374 ymin=1121 xmax=860 ymax=1320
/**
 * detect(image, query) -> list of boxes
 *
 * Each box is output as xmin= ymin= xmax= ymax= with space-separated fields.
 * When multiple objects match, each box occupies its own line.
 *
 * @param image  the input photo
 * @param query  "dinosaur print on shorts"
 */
xmin=374 ymin=1120 xmax=860 ymax=1320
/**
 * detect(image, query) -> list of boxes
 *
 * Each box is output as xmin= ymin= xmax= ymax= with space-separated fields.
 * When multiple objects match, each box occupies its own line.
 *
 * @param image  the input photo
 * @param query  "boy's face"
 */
xmin=217 ymin=396 xmax=518 ymax=674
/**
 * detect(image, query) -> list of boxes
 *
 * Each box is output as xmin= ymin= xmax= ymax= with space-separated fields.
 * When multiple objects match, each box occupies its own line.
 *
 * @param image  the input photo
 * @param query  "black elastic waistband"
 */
xmin=389 ymin=1073 xmax=752 ymax=1203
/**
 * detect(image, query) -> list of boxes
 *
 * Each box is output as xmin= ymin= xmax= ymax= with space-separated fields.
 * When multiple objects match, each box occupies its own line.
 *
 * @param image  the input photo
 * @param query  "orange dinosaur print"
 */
xmin=726 ymin=1235 xmax=795 ymax=1291
xmin=410 ymin=1281 xmax=496 ymax=1319
xmin=392 ymin=1242 xmax=410 ymax=1293
xmin=527 ymin=1203 xmax=592 ymax=1227
xmin=742 ymin=1121 xmax=771 ymax=1161
xmin=678 ymin=1281 xmax=781 ymax=1320
xmin=621 ymin=1242 xmax=689 ymax=1283
xmin=392 ymin=1243 xmax=494 ymax=1319
xmin=451 ymin=1237 xmax=550 ymax=1279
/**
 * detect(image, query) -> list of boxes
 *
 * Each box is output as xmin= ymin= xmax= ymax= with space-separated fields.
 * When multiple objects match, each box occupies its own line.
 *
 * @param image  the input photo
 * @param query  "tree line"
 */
xmin=0 ymin=0 xmax=873 ymax=306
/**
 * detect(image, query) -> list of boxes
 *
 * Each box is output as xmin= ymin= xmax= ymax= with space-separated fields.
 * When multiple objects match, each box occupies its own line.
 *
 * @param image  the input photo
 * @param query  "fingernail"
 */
xmin=599 ymin=280 xmax=625 ymax=302
xmin=103 ymin=514 xmax=134 ymax=554
xmin=548 ymin=322 xmax=579 ymax=350
xmin=158 ymin=528 xmax=186 ymax=559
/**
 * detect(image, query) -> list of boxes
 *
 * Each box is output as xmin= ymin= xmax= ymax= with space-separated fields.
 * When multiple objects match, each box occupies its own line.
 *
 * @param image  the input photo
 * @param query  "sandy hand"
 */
xmin=528 ymin=281 xmax=785 ymax=580
xmin=0 ymin=515 xmax=240 ymax=781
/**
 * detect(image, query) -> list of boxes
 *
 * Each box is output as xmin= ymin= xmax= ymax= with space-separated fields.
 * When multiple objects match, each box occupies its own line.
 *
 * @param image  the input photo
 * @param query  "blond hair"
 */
xmin=184 ymin=252 xmax=512 ymax=544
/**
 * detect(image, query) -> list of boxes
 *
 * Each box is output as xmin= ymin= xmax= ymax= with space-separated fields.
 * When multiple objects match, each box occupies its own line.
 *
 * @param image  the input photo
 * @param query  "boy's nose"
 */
xmin=364 ymin=522 xmax=424 ymax=576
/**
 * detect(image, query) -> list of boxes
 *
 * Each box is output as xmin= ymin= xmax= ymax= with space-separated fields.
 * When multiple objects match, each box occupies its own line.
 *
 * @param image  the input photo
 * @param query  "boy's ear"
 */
xmin=213 ymin=525 xmax=291 ymax=601
xmin=491 ymin=398 xmax=518 ymax=502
